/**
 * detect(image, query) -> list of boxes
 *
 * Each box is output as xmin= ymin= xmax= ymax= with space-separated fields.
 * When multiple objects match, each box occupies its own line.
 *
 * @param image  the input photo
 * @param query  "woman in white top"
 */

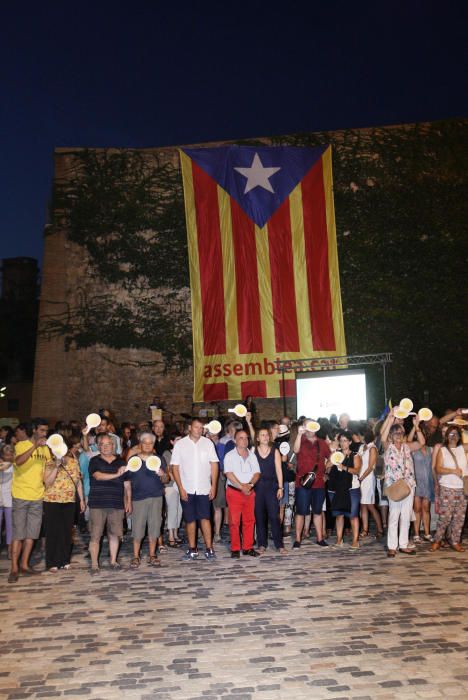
xmin=358 ymin=430 xmax=383 ymax=539
xmin=431 ymin=425 xmax=468 ymax=552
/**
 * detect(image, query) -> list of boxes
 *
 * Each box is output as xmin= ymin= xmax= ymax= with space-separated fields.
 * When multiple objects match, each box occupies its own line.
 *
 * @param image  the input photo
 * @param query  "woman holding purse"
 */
xmin=292 ymin=421 xmax=330 ymax=549
xmin=383 ymin=418 xmax=424 ymax=557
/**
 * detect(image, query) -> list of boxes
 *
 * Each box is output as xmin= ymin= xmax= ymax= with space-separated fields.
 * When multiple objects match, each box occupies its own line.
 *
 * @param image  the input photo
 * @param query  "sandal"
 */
xmin=130 ymin=557 xmax=140 ymax=569
xmin=167 ymin=541 xmax=180 ymax=548
xmin=148 ymin=556 xmax=161 ymax=567
xmin=359 ymin=531 xmax=369 ymax=539
xmin=158 ymin=545 xmax=167 ymax=554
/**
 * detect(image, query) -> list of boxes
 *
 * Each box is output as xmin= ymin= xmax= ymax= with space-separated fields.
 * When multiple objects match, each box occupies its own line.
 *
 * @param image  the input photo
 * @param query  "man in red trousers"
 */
xmin=224 ymin=430 xmax=261 ymax=558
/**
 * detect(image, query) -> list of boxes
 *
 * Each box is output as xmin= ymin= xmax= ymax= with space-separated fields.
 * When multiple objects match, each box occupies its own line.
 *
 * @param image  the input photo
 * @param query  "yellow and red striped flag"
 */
xmin=180 ymin=145 xmax=346 ymax=402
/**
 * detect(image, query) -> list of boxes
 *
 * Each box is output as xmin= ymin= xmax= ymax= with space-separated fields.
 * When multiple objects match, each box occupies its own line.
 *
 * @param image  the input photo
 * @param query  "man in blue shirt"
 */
xmin=126 ymin=432 xmax=168 ymax=568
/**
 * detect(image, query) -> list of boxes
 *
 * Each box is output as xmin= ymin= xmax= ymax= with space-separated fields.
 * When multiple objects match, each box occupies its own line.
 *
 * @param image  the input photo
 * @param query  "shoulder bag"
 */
xmin=384 ymin=479 xmax=411 ymax=502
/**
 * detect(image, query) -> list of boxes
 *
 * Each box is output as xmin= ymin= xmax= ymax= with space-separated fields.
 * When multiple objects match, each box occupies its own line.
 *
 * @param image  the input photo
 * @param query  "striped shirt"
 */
xmin=88 ymin=455 xmax=126 ymax=509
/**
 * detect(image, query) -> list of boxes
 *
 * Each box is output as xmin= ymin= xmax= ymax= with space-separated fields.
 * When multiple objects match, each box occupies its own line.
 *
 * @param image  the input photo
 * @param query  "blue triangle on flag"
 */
xmin=182 ymin=145 xmax=327 ymax=228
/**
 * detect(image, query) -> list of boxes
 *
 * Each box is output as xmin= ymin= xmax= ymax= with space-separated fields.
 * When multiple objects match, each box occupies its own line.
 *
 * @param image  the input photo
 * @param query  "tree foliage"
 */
xmin=43 ymin=120 xmax=467 ymax=409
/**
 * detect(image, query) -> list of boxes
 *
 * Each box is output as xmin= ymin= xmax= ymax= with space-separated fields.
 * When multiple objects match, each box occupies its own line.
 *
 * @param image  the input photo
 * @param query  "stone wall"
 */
xmin=31 ymin=119 xmax=467 ymax=424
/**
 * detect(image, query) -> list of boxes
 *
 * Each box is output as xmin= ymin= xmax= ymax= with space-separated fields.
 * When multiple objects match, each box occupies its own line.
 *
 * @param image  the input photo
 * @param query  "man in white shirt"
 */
xmin=171 ymin=418 xmax=219 ymax=561
xmin=224 ymin=430 xmax=261 ymax=558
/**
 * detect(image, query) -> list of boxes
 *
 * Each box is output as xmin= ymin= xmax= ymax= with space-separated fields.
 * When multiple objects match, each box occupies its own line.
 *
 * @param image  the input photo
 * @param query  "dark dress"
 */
xmin=254 ymin=447 xmax=283 ymax=550
xmin=328 ymin=452 xmax=360 ymax=517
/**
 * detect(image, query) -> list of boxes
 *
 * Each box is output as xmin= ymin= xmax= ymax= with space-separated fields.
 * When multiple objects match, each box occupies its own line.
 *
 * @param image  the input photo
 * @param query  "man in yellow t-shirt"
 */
xmin=9 ymin=418 xmax=51 ymax=583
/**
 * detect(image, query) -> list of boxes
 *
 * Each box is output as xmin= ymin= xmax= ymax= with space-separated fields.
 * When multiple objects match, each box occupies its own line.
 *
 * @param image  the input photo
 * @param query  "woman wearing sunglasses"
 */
xmin=382 ymin=417 xmax=425 ymax=557
xmin=431 ymin=426 xmax=468 ymax=552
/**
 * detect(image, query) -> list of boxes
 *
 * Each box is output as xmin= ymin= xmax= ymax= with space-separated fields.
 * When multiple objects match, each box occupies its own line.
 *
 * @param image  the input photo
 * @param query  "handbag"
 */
xmin=384 ymin=478 xmax=411 ymax=502
xmin=300 ymin=465 xmax=318 ymax=489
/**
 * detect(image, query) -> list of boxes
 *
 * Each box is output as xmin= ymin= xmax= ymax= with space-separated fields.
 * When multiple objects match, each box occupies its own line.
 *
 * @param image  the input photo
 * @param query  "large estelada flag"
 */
xmin=179 ymin=144 xmax=346 ymax=402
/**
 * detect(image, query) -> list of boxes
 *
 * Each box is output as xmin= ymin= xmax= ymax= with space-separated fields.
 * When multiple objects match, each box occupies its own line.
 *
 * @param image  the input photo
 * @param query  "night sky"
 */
xmin=1 ymin=1 xmax=466 ymax=264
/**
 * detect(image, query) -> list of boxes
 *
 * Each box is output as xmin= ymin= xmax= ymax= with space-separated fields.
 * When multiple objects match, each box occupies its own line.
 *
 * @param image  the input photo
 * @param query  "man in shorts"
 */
xmin=171 ymin=418 xmax=219 ymax=561
xmin=87 ymin=434 xmax=131 ymax=574
xmin=9 ymin=418 xmax=51 ymax=583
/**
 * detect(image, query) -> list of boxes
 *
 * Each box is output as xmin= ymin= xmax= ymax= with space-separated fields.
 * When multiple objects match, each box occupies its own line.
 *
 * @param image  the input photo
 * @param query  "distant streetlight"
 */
xmin=0 ymin=386 xmax=6 ymax=398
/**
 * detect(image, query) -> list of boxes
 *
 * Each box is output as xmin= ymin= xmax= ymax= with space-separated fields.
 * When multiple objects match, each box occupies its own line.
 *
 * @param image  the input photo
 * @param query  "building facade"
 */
xmin=31 ymin=119 xmax=467 ymax=424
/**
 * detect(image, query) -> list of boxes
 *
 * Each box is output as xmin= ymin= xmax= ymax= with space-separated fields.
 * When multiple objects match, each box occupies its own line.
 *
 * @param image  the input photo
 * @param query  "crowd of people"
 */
xmin=0 ymin=404 xmax=467 ymax=582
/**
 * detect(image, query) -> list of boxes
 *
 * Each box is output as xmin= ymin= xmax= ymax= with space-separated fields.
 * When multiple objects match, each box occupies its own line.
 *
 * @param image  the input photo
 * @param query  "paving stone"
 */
xmin=0 ymin=532 xmax=467 ymax=699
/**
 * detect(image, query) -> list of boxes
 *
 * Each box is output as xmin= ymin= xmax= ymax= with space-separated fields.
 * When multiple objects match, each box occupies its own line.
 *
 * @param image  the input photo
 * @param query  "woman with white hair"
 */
xmin=126 ymin=432 xmax=168 ymax=568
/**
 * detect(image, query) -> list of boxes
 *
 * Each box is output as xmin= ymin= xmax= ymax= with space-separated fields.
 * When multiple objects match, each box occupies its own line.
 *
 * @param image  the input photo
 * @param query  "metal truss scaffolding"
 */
xmin=277 ymin=352 xmax=392 ymax=415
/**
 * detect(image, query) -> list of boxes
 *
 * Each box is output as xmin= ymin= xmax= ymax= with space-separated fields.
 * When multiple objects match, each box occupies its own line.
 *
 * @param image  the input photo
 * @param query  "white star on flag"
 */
xmin=234 ymin=153 xmax=281 ymax=194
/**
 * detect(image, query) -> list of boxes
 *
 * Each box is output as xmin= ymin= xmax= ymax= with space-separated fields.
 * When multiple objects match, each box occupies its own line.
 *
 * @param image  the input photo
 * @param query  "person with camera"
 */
xmin=292 ymin=421 xmax=330 ymax=549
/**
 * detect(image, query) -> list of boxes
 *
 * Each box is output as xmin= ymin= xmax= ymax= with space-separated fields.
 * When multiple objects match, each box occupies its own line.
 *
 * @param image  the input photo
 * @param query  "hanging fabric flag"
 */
xmin=180 ymin=144 xmax=346 ymax=402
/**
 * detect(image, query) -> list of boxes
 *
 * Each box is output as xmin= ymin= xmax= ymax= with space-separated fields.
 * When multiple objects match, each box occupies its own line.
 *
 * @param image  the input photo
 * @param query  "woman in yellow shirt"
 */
xmin=43 ymin=443 xmax=85 ymax=572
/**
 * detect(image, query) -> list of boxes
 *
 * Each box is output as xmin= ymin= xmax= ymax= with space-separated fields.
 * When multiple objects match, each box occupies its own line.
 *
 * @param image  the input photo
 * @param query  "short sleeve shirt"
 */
xmin=44 ymin=457 xmax=81 ymax=503
xmin=224 ymin=449 xmax=261 ymax=486
xmin=13 ymin=440 xmax=50 ymax=501
xmin=126 ymin=456 xmax=167 ymax=500
xmin=296 ymin=437 xmax=330 ymax=489
xmin=171 ymin=435 xmax=219 ymax=495
xmin=88 ymin=455 xmax=127 ymax=509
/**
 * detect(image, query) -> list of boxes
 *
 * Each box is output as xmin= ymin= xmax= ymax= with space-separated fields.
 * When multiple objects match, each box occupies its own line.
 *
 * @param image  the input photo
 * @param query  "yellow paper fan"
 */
xmin=127 ymin=456 xmax=142 ymax=472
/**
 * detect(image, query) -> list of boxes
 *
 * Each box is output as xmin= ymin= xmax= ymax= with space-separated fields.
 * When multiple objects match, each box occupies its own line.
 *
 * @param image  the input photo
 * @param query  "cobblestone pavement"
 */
xmin=1 ymin=532 xmax=467 ymax=700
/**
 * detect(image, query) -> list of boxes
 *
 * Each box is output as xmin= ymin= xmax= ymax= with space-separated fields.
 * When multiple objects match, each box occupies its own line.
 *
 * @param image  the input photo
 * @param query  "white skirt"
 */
xmin=360 ymin=472 xmax=376 ymax=504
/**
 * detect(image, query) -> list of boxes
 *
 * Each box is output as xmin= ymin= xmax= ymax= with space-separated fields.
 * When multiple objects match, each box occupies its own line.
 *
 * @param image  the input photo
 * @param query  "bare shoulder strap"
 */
xmin=446 ymin=446 xmax=459 ymax=469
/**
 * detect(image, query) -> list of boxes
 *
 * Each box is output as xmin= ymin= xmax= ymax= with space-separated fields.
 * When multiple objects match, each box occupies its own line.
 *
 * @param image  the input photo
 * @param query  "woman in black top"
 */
xmin=254 ymin=428 xmax=286 ymax=554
